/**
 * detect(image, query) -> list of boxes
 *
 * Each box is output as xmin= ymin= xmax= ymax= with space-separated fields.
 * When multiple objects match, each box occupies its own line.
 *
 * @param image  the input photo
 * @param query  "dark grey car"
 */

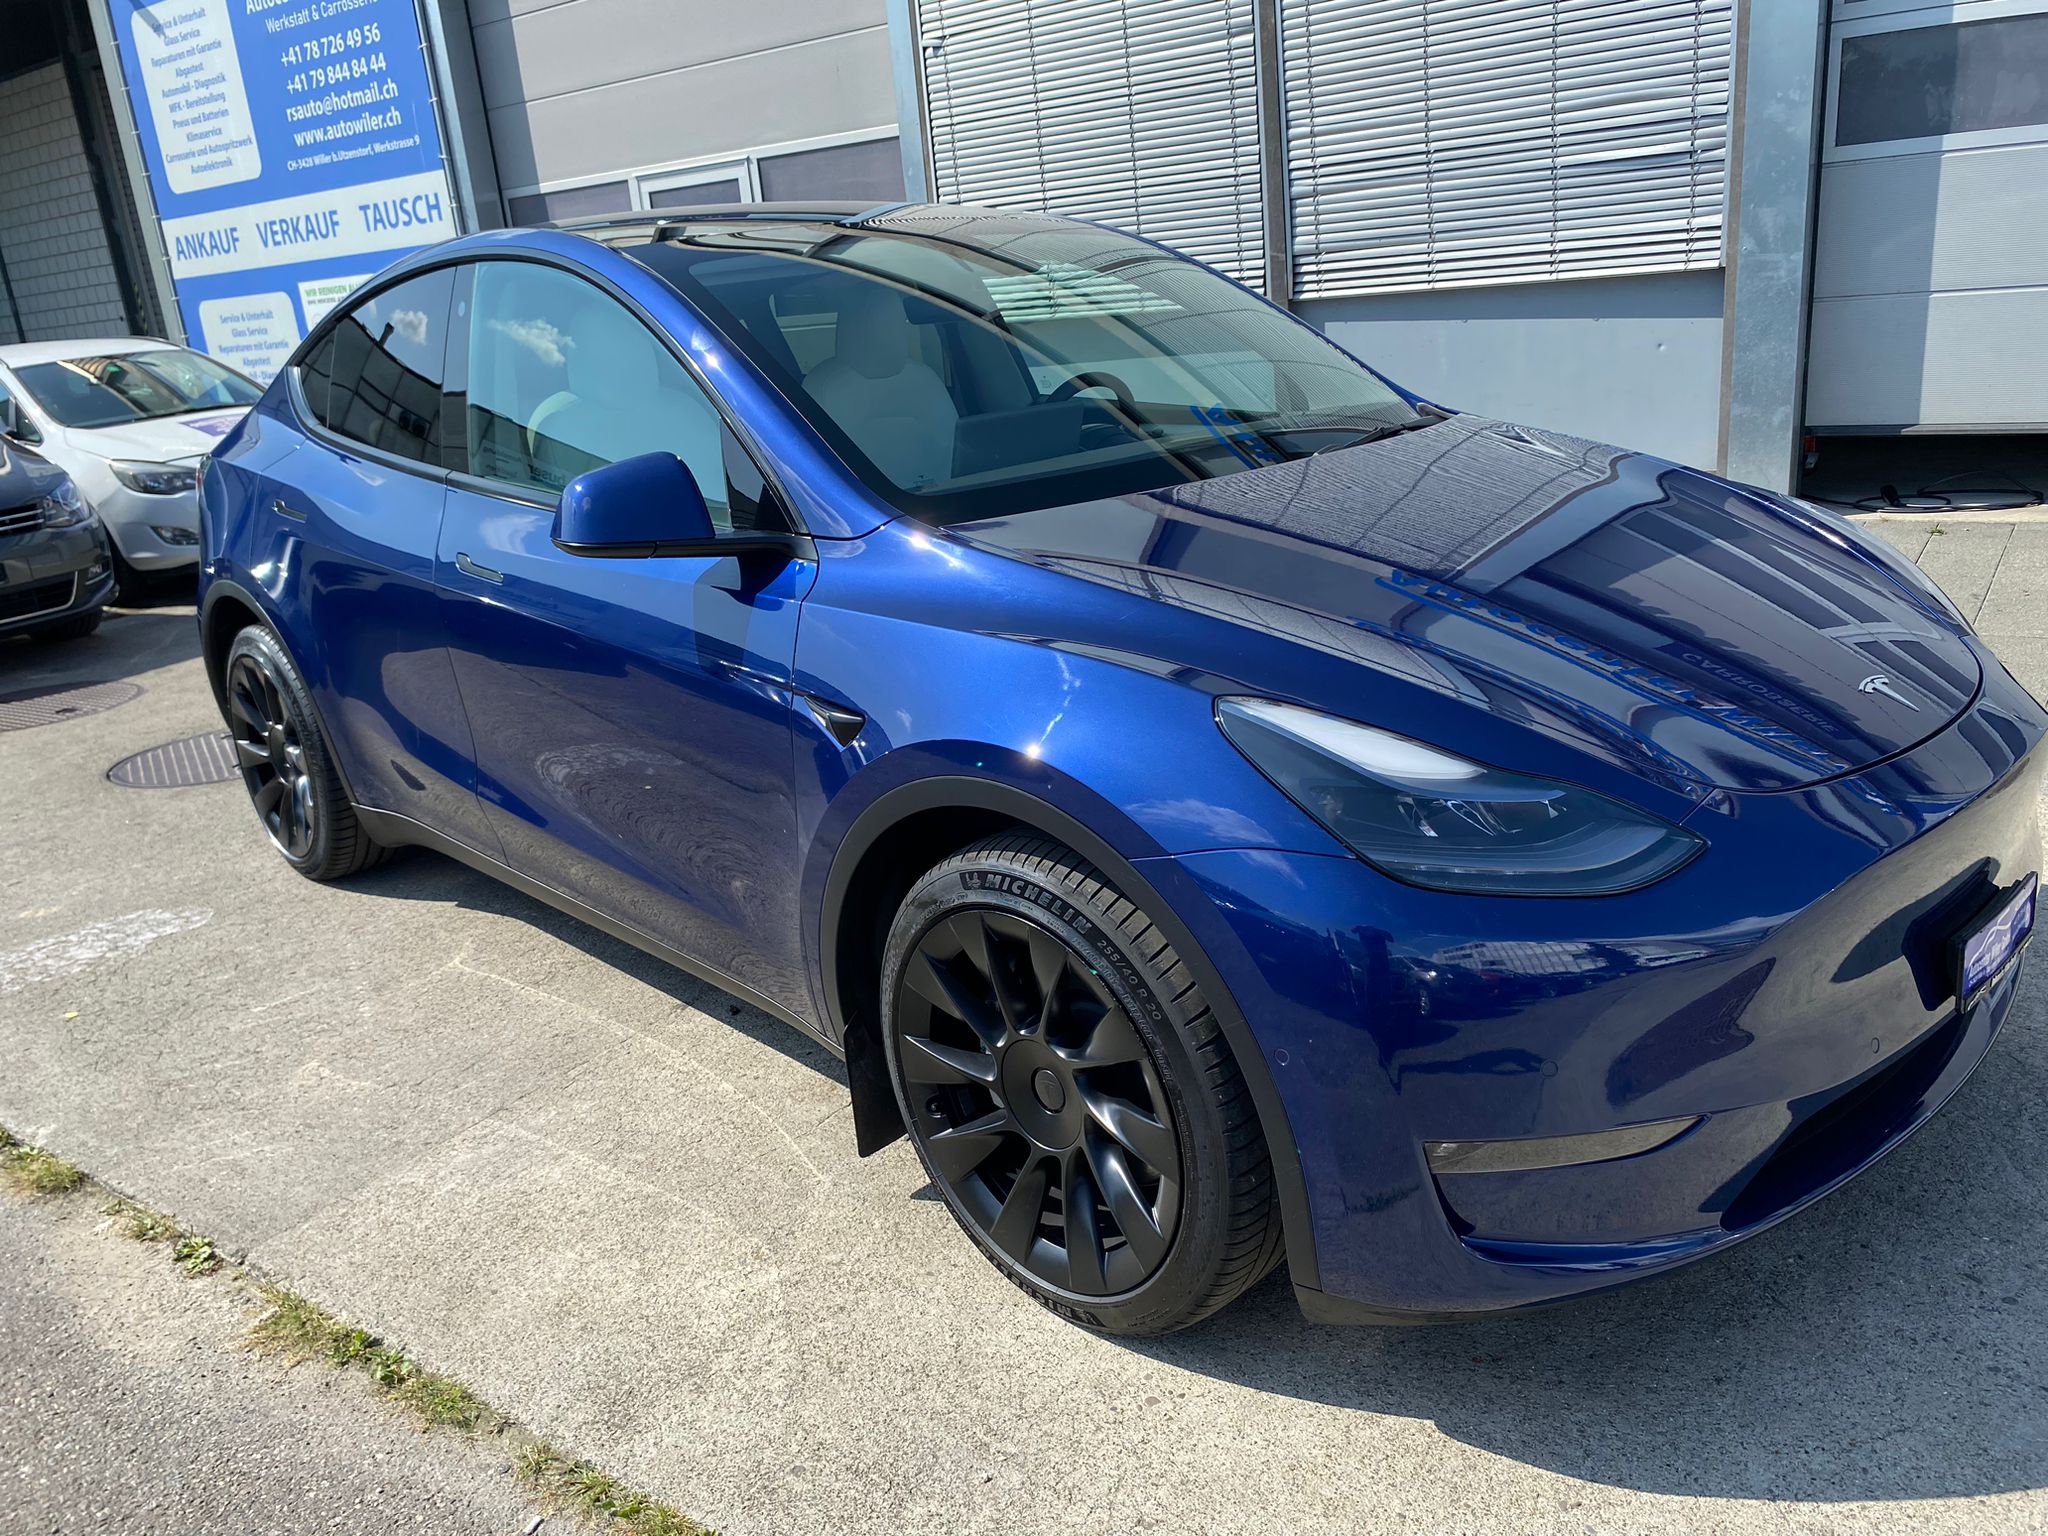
xmin=0 ymin=434 xmax=114 ymax=642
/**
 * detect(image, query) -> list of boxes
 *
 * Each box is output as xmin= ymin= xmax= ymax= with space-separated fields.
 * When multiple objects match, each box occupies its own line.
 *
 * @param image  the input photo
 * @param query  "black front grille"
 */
xmin=0 ymin=576 xmax=74 ymax=622
xmin=0 ymin=503 xmax=47 ymax=538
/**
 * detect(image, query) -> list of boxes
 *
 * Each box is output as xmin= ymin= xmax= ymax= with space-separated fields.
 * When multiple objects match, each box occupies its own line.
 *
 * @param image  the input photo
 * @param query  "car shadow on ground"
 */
xmin=341 ymin=848 xmax=849 ymax=1088
xmin=341 ymin=838 xmax=2044 ymax=1508
xmin=1132 ymin=979 xmax=2048 ymax=1505
xmin=0 ymin=603 xmax=200 ymax=691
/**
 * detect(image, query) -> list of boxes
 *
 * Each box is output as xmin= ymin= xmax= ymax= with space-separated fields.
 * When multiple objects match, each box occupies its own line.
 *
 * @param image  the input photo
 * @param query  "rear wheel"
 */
xmin=223 ymin=625 xmax=387 ymax=880
xmin=881 ymin=832 xmax=1282 ymax=1335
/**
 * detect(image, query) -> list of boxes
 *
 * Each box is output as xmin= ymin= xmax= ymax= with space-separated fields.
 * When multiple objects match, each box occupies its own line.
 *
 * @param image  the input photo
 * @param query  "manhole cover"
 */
xmin=0 ymin=680 xmax=144 ymax=733
xmin=108 ymin=731 xmax=240 ymax=788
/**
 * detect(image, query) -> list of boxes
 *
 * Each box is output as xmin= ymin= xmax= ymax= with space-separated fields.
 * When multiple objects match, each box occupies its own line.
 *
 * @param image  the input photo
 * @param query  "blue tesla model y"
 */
xmin=197 ymin=204 xmax=2042 ymax=1334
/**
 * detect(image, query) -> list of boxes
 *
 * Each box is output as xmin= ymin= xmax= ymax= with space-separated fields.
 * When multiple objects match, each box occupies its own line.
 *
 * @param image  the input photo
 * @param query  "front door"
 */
xmin=436 ymin=258 xmax=817 ymax=1016
xmin=285 ymin=265 xmax=498 ymax=854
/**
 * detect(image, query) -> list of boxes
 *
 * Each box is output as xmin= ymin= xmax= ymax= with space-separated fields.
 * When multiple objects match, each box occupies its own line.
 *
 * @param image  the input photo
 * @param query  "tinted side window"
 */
xmin=461 ymin=261 xmax=785 ymax=531
xmin=299 ymin=268 xmax=456 ymax=466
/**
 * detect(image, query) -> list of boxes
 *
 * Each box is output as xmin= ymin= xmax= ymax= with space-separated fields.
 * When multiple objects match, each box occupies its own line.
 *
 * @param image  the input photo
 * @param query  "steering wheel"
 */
xmin=1047 ymin=370 xmax=1138 ymax=413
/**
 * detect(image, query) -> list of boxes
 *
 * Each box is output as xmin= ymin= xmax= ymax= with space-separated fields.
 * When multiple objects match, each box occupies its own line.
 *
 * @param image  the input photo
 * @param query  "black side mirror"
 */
xmin=551 ymin=450 xmax=813 ymax=564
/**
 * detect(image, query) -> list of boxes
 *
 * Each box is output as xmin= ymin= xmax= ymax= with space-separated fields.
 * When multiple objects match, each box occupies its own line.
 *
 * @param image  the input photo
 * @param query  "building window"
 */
xmin=757 ymin=137 xmax=906 ymax=202
xmin=506 ymin=181 xmax=631 ymax=226
xmin=1836 ymin=15 xmax=2048 ymax=147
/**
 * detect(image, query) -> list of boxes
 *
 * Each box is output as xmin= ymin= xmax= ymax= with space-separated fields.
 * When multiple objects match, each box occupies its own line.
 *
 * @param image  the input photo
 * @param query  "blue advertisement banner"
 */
xmin=108 ymin=0 xmax=458 ymax=380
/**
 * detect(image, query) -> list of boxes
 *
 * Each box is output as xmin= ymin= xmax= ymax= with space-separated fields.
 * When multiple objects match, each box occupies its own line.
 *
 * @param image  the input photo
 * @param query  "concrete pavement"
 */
xmin=1857 ymin=510 xmax=2048 ymax=700
xmin=1 ymin=529 xmax=2045 ymax=1534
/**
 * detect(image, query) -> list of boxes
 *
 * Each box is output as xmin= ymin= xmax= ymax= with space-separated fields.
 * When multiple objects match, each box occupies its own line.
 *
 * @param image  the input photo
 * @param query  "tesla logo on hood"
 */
xmin=1858 ymin=674 xmax=1919 ymax=710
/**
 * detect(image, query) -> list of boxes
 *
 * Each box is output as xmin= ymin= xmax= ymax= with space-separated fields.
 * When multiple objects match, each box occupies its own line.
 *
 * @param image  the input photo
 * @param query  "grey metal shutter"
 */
xmin=1282 ymin=0 xmax=1732 ymax=298
xmin=917 ymin=0 xmax=1267 ymax=288
xmin=0 ymin=64 xmax=130 ymax=340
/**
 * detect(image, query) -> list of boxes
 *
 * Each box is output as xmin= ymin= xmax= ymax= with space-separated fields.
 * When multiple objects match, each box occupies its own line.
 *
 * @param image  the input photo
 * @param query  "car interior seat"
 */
xmin=802 ymin=283 xmax=962 ymax=488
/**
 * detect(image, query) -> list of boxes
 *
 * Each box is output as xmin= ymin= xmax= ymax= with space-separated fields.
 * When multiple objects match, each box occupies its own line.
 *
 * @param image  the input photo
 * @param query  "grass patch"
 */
xmin=105 ymin=1198 xmax=178 ymax=1243
xmin=516 ymin=1442 xmax=713 ymax=1536
xmin=248 ymin=1284 xmax=495 ymax=1432
xmin=174 ymin=1233 xmax=223 ymax=1275
xmin=102 ymin=1196 xmax=221 ymax=1275
xmin=2 ymin=1141 xmax=85 ymax=1197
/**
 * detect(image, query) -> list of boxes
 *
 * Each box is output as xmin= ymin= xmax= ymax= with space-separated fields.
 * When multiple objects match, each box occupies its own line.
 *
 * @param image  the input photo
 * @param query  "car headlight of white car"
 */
xmin=38 ymin=475 xmax=94 ymax=528
xmin=111 ymin=460 xmax=199 ymax=495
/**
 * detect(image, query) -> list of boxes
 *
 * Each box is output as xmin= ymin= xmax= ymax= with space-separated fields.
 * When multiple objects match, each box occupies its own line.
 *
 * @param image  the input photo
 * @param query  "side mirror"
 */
xmin=0 ymin=397 xmax=18 ymax=439
xmin=552 ymin=451 xmax=715 ymax=558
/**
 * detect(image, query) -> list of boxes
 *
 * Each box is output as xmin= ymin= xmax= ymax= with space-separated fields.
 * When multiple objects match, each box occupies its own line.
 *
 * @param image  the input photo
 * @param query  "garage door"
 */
xmin=0 ymin=62 xmax=129 ymax=341
xmin=1806 ymin=0 xmax=2048 ymax=431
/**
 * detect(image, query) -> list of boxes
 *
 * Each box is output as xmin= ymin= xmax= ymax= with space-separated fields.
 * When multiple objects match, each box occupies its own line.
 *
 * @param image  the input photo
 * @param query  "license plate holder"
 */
xmin=1955 ymin=871 xmax=2037 ymax=1010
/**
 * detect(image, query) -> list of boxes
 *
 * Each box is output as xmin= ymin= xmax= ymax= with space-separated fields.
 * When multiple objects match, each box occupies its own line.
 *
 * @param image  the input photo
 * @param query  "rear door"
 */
xmin=435 ymin=257 xmax=817 ymax=1014
xmin=281 ymin=267 xmax=499 ymax=853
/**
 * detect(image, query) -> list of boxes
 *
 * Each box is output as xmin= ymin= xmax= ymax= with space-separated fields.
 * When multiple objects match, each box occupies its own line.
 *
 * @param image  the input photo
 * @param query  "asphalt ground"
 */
xmin=0 ymin=1190 xmax=538 ymax=1535
xmin=1 ymin=562 xmax=2044 ymax=1535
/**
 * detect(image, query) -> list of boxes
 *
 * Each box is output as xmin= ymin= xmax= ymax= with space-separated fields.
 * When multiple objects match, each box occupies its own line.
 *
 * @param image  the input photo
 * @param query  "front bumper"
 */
xmin=1149 ymin=649 xmax=2047 ymax=1321
xmin=97 ymin=484 xmax=201 ymax=570
xmin=0 ymin=521 xmax=115 ymax=631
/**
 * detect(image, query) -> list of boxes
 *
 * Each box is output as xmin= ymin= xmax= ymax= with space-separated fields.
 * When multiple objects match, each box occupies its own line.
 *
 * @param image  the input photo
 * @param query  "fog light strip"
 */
xmin=1425 ymin=1116 xmax=1701 ymax=1175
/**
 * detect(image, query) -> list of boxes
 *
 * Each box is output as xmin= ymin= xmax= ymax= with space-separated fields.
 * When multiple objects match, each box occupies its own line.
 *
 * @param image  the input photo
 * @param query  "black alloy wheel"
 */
xmin=896 ymin=907 xmax=1184 ymax=1296
xmin=227 ymin=648 xmax=316 ymax=859
xmin=221 ymin=625 xmax=387 ymax=880
xmin=883 ymin=833 xmax=1283 ymax=1335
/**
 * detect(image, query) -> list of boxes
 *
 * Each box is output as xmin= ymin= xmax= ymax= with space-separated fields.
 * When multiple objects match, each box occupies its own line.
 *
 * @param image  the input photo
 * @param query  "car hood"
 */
xmin=60 ymin=409 xmax=246 ymax=465
xmin=0 ymin=438 xmax=71 ymax=510
xmin=944 ymin=414 xmax=1981 ymax=794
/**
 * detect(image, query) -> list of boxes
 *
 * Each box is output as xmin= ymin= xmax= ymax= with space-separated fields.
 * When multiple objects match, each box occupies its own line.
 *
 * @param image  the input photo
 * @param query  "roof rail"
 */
xmin=543 ymin=201 xmax=892 ymax=235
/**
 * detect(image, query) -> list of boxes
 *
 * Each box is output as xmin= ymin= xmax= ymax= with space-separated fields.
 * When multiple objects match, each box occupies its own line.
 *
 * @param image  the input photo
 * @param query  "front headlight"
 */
xmin=111 ymin=460 xmax=198 ymax=495
xmin=37 ymin=476 xmax=93 ymax=527
xmin=1217 ymin=698 xmax=1704 ymax=896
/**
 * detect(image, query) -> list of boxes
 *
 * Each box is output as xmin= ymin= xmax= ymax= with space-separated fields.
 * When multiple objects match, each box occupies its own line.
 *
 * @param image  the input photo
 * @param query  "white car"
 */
xmin=0 ymin=338 xmax=261 ymax=595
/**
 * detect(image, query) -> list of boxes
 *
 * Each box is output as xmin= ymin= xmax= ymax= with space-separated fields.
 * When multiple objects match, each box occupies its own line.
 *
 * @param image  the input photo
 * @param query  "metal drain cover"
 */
xmin=0 ymin=680 xmax=144 ymax=733
xmin=108 ymin=732 xmax=240 ymax=788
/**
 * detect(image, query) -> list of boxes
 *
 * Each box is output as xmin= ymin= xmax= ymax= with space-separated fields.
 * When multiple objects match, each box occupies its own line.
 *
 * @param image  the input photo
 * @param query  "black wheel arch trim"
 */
xmin=200 ymin=576 xmax=280 ymax=709
xmin=201 ymin=576 xmax=372 ymax=813
xmin=818 ymin=773 xmax=1321 ymax=1292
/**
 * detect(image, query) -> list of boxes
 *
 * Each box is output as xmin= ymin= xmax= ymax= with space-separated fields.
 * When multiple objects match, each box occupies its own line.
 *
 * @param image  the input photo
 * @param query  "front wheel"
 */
xmin=881 ymin=832 xmax=1283 ymax=1335
xmin=25 ymin=607 xmax=102 ymax=642
xmin=223 ymin=625 xmax=387 ymax=880
xmin=109 ymin=548 xmax=149 ymax=605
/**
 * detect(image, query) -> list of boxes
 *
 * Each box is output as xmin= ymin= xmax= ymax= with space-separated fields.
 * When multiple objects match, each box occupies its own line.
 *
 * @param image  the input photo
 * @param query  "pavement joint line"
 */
xmin=0 ymin=1120 xmax=718 ymax=1536
xmin=1974 ymin=521 xmax=2021 ymax=627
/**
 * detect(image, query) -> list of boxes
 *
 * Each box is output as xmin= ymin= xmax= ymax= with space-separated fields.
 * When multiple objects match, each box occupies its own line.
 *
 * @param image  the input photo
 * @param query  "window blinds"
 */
xmin=916 ymin=0 xmax=1268 ymax=288
xmin=1280 ymin=0 xmax=1732 ymax=296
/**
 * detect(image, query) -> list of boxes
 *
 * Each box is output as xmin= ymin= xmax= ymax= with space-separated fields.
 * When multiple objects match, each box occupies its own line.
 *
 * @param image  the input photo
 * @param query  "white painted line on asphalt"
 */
xmin=0 ymin=910 xmax=213 ymax=996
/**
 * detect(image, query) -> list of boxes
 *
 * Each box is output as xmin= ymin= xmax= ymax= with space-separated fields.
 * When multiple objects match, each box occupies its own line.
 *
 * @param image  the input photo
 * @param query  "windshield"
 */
xmin=14 ymin=348 xmax=260 ymax=429
xmin=629 ymin=216 xmax=1429 ymax=523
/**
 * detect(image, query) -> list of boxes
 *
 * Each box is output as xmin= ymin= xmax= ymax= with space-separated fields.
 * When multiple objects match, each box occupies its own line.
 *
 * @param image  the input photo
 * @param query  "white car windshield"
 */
xmin=14 ymin=349 xmax=261 ymax=429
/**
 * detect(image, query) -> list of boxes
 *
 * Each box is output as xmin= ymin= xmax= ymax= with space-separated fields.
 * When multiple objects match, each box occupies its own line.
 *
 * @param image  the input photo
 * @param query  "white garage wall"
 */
xmin=473 ymin=0 xmax=901 ymax=195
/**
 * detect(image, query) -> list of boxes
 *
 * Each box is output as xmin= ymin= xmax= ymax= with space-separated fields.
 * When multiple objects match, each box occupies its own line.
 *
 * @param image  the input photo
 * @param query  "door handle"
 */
xmin=454 ymin=551 xmax=504 ymax=585
xmin=271 ymin=498 xmax=307 ymax=521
